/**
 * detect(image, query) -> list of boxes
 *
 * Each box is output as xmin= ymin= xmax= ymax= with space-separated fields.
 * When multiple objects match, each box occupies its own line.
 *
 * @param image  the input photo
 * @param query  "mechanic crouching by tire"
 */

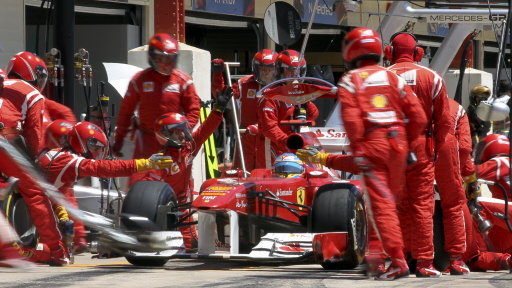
xmin=0 ymin=72 xmax=69 ymax=266
xmin=138 ymin=87 xmax=232 ymax=251
xmin=337 ymin=27 xmax=427 ymax=280
xmin=37 ymin=121 xmax=173 ymax=255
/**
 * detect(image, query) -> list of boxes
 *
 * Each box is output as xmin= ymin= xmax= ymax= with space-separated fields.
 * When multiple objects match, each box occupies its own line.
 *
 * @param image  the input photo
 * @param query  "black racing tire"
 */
xmin=312 ymin=186 xmax=367 ymax=270
xmin=121 ymin=181 xmax=177 ymax=229
xmin=2 ymin=189 xmax=38 ymax=247
xmin=125 ymin=256 xmax=168 ymax=267
xmin=122 ymin=181 xmax=176 ymax=267
xmin=433 ymin=200 xmax=450 ymax=271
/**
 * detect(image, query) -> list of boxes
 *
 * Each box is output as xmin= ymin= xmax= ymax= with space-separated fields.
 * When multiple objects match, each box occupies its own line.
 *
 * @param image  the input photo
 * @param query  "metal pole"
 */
xmin=54 ymin=0 xmax=75 ymax=109
xmin=299 ymin=0 xmax=320 ymax=60
xmin=224 ymin=62 xmax=247 ymax=176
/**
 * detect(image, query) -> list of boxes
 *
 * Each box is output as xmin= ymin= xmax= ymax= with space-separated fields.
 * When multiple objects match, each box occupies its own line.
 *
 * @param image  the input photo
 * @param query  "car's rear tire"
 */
xmin=312 ymin=186 xmax=366 ymax=270
xmin=122 ymin=181 xmax=177 ymax=267
xmin=2 ymin=190 xmax=38 ymax=247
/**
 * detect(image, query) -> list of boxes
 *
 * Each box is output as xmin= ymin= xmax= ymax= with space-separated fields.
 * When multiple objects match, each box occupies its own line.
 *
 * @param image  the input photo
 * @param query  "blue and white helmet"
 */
xmin=273 ymin=153 xmax=305 ymax=178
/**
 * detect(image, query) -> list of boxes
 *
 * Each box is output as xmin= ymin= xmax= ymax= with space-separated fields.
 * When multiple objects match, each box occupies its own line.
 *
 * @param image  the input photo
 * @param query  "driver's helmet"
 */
xmin=252 ymin=49 xmax=278 ymax=85
xmin=148 ymin=33 xmax=179 ymax=76
xmin=273 ymin=153 xmax=305 ymax=178
xmin=6 ymin=51 xmax=49 ymax=91
xmin=68 ymin=122 xmax=108 ymax=160
xmin=45 ymin=119 xmax=74 ymax=149
xmin=154 ymin=112 xmax=193 ymax=148
xmin=470 ymin=85 xmax=491 ymax=106
xmin=474 ymin=134 xmax=509 ymax=164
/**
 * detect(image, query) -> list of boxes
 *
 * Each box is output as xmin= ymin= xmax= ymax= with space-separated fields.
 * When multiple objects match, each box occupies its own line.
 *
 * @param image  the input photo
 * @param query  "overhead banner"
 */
xmin=295 ymin=0 xmax=351 ymax=25
xmin=426 ymin=14 xmax=506 ymax=23
xmin=192 ymin=0 xmax=255 ymax=17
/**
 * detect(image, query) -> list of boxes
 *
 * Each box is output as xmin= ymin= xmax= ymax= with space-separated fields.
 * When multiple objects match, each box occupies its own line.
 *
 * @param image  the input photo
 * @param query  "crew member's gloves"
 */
xmin=246 ymin=124 xmax=259 ymax=135
xmin=135 ymin=153 xmax=173 ymax=172
xmin=354 ymin=151 xmax=372 ymax=172
xmin=112 ymin=140 xmax=124 ymax=157
xmin=212 ymin=86 xmax=233 ymax=113
xmin=464 ymin=173 xmax=482 ymax=200
xmin=296 ymin=147 xmax=329 ymax=166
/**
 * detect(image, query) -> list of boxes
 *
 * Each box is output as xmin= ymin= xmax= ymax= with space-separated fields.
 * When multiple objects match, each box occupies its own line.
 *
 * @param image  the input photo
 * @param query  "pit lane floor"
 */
xmin=0 ymin=253 xmax=511 ymax=288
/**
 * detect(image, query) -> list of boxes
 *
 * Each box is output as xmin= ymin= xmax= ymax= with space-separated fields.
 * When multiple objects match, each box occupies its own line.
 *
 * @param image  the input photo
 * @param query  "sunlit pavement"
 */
xmin=0 ymin=253 xmax=511 ymax=288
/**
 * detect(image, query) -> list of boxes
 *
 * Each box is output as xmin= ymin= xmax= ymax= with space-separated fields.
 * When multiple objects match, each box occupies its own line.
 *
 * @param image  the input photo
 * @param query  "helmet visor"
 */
xmin=151 ymin=50 xmax=178 ymax=75
xmin=257 ymin=65 xmax=277 ymax=85
xmin=35 ymin=65 xmax=48 ymax=91
xmin=87 ymin=137 xmax=108 ymax=160
xmin=273 ymin=162 xmax=304 ymax=175
xmin=161 ymin=122 xmax=192 ymax=148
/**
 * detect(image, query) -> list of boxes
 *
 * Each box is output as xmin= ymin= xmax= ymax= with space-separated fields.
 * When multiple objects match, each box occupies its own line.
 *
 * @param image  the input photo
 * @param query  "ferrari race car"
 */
xmin=121 ymin=78 xmax=367 ymax=268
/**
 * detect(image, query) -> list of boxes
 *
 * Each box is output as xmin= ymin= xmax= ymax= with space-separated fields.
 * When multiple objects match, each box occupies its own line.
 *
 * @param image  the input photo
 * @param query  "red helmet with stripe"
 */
xmin=474 ymin=134 xmax=510 ymax=164
xmin=45 ymin=120 xmax=74 ymax=149
xmin=148 ymin=33 xmax=179 ymax=76
xmin=154 ymin=113 xmax=192 ymax=148
xmin=252 ymin=49 xmax=278 ymax=85
xmin=6 ymin=51 xmax=48 ymax=91
xmin=277 ymin=49 xmax=306 ymax=79
xmin=342 ymin=27 xmax=383 ymax=69
xmin=68 ymin=122 xmax=109 ymax=160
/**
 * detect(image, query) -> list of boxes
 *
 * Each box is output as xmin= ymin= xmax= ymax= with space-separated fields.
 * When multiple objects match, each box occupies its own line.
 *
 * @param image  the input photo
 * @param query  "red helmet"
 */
xmin=68 ymin=122 xmax=109 ymax=160
xmin=474 ymin=134 xmax=510 ymax=164
xmin=148 ymin=33 xmax=179 ymax=76
xmin=6 ymin=51 xmax=48 ymax=91
xmin=154 ymin=113 xmax=192 ymax=148
xmin=45 ymin=120 xmax=74 ymax=149
xmin=342 ymin=27 xmax=383 ymax=69
xmin=252 ymin=49 xmax=278 ymax=85
xmin=277 ymin=50 xmax=306 ymax=79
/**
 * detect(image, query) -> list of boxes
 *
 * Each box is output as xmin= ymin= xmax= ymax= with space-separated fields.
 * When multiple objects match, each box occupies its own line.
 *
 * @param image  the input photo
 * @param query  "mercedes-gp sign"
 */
xmin=427 ymin=14 xmax=507 ymax=23
xmin=264 ymin=1 xmax=302 ymax=47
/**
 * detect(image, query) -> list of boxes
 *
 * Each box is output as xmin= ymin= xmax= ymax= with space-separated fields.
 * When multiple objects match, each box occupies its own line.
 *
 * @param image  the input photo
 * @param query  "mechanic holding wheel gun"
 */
xmin=336 ymin=27 xmax=427 ymax=280
xmin=38 ymin=121 xmax=173 ymax=259
xmin=137 ymin=87 xmax=233 ymax=251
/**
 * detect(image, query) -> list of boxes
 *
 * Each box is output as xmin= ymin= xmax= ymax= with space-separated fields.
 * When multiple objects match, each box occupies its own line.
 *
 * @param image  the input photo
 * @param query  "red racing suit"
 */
xmin=232 ymin=75 xmax=264 ymax=170
xmin=38 ymin=149 xmax=139 ymax=245
xmin=338 ymin=64 xmax=427 ymax=260
xmin=257 ymin=98 xmax=319 ymax=169
xmin=388 ymin=60 xmax=451 ymax=261
xmin=434 ymin=98 xmax=468 ymax=256
xmin=42 ymin=98 xmax=77 ymax=129
xmin=138 ymin=110 xmax=224 ymax=248
xmin=0 ymin=79 xmax=64 ymax=252
xmin=114 ymin=68 xmax=201 ymax=160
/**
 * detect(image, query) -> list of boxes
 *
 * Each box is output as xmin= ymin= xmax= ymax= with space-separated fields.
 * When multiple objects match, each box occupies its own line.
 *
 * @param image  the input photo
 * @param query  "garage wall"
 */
xmin=0 ymin=0 xmax=25 ymax=67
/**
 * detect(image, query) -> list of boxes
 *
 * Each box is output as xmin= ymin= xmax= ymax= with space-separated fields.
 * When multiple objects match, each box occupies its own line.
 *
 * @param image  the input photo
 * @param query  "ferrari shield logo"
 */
xmin=143 ymin=81 xmax=154 ymax=92
xmin=296 ymin=187 xmax=305 ymax=209
xmin=371 ymin=94 xmax=388 ymax=108
xmin=170 ymin=163 xmax=180 ymax=175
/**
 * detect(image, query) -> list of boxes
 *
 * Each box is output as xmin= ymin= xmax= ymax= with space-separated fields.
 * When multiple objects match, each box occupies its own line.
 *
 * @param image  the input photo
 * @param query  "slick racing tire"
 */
xmin=433 ymin=200 xmax=450 ymax=271
xmin=2 ymin=189 xmax=38 ymax=247
xmin=122 ymin=181 xmax=177 ymax=228
xmin=312 ymin=185 xmax=366 ymax=270
xmin=122 ymin=181 xmax=177 ymax=267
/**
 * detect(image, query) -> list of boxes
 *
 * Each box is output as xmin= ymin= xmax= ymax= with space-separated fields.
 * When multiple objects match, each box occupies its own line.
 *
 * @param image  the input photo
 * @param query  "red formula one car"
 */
xmin=121 ymin=78 xmax=367 ymax=268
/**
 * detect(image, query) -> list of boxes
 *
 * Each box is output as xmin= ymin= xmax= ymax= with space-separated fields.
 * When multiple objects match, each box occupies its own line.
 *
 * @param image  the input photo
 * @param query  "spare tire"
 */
xmin=312 ymin=185 xmax=366 ymax=270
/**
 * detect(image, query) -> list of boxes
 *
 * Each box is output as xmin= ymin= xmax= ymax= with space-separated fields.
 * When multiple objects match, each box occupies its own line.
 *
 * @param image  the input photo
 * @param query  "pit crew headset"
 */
xmin=384 ymin=32 xmax=424 ymax=63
